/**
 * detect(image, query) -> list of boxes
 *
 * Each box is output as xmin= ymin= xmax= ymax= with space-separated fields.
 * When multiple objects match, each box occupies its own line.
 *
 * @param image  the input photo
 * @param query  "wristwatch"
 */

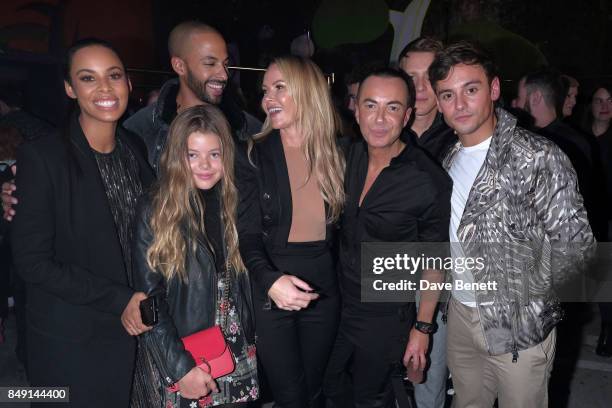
xmin=415 ymin=320 xmax=438 ymax=334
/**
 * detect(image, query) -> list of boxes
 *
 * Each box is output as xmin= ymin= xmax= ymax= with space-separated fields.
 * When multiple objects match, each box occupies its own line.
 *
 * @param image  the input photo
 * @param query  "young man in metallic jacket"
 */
xmin=430 ymin=41 xmax=594 ymax=407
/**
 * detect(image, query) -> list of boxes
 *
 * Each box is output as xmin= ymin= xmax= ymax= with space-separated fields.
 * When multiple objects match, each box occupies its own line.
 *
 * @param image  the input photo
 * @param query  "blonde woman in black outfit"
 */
xmin=241 ymin=56 xmax=345 ymax=407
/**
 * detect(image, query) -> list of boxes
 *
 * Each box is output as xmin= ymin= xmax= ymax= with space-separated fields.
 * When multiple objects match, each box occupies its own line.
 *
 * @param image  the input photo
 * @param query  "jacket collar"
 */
xmin=422 ymin=112 xmax=447 ymax=138
xmin=403 ymin=112 xmax=445 ymax=139
xmin=359 ymin=134 xmax=416 ymax=167
xmin=155 ymin=79 xmax=180 ymax=126
xmin=69 ymin=111 xmax=154 ymax=187
xmin=443 ymin=108 xmax=516 ymax=170
xmin=68 ymin=112 xmax=106 ymax=162
xmin=154 ymin=78 xmax=247 ymax=136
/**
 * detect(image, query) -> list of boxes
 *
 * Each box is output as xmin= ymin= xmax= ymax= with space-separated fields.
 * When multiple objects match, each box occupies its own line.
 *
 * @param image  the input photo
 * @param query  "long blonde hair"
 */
xmin=147 ymin=105 xmax=245 ymax=282
xmin=252 ymin=55 xmax=345 ymax=222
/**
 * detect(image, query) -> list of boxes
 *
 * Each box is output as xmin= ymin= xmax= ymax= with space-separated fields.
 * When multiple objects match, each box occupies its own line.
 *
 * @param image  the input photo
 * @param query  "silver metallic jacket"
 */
xmin=442 ymin=108 xmax=595 ymax=357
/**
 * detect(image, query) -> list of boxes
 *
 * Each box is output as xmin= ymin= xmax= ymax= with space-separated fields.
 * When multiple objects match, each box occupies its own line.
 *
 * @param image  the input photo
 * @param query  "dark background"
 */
xmin=1 ymin=0 xmax=610 ymax=124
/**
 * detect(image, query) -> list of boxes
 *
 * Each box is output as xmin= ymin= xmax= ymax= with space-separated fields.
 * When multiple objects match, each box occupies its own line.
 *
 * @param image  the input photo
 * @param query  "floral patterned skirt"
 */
xmin=162 ymin=280 xmax=259 ymax=407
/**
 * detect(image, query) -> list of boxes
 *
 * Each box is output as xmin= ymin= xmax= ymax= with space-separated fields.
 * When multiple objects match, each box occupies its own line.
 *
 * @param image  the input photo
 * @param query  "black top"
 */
xmin=93 ymin=138 xmax=143 ymax=284
xmin=538 ymin=119 xmax=608 ymax=240
xmin=339 ymin=137 xmax=452 ymax=315
xmin=404 ymin=113 xmax=457 ymax=164
xmin=593 ymin=127 xmax=612 ymax=219
xmin=201 ymin=186 xmax=224 ymax=273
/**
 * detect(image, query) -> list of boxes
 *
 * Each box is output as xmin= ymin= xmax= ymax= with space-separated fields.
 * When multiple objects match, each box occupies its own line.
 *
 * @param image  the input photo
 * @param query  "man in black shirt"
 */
xmin=324 ymin=68 xmax=452 ymax=407
xmin=398 ymin=36 xmax=456 ymax=408
xmin=399 ymin=38 xmax=457 ymax=163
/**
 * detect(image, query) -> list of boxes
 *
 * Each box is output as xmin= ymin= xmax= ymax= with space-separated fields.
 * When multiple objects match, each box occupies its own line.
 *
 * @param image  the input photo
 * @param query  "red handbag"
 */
xmin=168 ymin=325 xmax=235 ymax=392
xmin=168 ymin=261 xmax=236 ymax=393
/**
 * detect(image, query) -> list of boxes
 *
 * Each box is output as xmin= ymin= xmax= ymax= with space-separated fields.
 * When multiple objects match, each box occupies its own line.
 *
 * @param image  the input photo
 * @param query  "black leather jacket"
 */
xmin=131 ymin=197 xmax=255 ymax=386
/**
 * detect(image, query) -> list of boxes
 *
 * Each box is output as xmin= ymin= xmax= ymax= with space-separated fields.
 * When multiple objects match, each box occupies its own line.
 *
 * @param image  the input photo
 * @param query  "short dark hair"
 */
xmin=398 ymin=37 xmax=443 ymax=61
xmin=523 ymin=69 xmax=564 ymax=110
xmin=429 ymin=41 xmax=498 ymax=89
xmin=357 ymin=67 xmax=416 ymax=109
xmin=64 ymin=38 xmax=122 ymax=83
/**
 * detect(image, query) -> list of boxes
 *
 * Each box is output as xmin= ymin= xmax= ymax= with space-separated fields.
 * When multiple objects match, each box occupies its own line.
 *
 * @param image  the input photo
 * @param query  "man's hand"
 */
xmin=121 ymin=292 xmax=152 ymax=336
xmin=177 ymin=366 xmax=218 ymax=399
xmin=268 ymin=275 xmax=319 ymax=311
xmin=2 ymin=166 xmax=17 ymax=221
xmin=402 ymin=327 xmax=429 ymax=372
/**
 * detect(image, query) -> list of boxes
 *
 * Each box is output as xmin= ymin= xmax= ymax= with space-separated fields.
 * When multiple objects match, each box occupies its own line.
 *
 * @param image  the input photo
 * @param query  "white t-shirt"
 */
xmin=448 ymin=136 xmax=492 ymax=307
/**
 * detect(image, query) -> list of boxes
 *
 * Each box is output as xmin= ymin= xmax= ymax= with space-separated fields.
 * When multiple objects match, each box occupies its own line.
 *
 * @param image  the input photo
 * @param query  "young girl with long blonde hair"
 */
xmin=131 ymin=105 xmax=258 ymax=407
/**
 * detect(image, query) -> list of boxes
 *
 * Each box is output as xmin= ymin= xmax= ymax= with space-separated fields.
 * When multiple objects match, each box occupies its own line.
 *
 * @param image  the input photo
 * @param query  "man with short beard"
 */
xmin=124 ymin=21 xmax=261 ymax=172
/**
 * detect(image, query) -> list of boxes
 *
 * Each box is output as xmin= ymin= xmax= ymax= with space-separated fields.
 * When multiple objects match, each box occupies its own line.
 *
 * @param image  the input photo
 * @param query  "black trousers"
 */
xmin=323 ymin=305 xmax=415 ymax=408
xmin=254 ymin=242 xmax=340 ymax=408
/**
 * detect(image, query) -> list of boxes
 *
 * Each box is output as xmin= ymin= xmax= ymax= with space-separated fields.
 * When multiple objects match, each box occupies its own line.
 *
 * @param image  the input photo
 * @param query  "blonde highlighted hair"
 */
xmin=253 ymin=55 xmax=345 ymax=222
xmin=147 ymin=105 xmax=245 ymax=282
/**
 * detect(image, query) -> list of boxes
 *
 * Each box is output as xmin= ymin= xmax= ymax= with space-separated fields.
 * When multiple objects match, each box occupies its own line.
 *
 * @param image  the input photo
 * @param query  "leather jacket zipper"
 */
xmin=145 ymin=334 xmax=174 ymax=386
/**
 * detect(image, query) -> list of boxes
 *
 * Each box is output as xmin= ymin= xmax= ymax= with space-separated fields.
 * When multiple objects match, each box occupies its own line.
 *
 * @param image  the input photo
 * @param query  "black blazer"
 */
xmin=238 ymin=131 xmax=338 ymax=297
xmin=11 ymin=114 xmax=154 ymax=343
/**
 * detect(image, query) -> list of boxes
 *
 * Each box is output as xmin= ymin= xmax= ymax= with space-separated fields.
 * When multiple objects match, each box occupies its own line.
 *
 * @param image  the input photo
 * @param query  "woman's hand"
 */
xmin=177 ymin=366 xmax=218 ymax=399
xmin=121 ymin=292 xmax=152 ymax=336
xmin=268 ymin=275 xmax=319 ymax=311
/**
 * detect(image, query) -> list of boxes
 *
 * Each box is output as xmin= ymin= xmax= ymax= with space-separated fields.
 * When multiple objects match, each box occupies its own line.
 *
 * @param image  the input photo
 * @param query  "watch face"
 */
xmin=416 ymin=321 xmax=436 ymax=334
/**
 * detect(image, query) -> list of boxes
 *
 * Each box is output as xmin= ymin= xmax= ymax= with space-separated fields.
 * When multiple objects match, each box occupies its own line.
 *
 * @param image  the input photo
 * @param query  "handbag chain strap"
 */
xmin=220 ymin=257 xmax=231 ymax=332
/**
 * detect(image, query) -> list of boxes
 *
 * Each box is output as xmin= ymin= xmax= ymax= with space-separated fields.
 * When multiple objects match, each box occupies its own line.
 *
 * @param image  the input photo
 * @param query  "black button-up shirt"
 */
xmin=404 ymin=112 xmax=457 ymax=164
xmin=339 ymin=137 xmax=452 ymax=314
